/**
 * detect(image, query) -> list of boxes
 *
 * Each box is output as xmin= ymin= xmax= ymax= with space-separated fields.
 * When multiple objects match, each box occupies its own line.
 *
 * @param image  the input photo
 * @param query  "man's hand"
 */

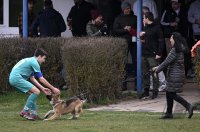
xmin=155 ymin=55 xmax=161 ymax=60
xmin=42 ymin=88 xmax=51 ymax=95
xmin=124 ymin=26 xmax=131 ymax=31
xmin=152 ymin=66 xmax=158 ymax=78
xmin=52 ymin=88 xmax=61 ymax=95
xmin=170 ymin=22 xmax=177 ymax=27
xmin=152 ymin=66 xmax=158 ymax=72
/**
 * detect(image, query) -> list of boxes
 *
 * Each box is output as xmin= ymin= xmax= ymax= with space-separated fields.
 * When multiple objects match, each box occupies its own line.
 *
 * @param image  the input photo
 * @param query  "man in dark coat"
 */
xmin=32 ymin=0 xmax=66 ymax=37
xmin=67 ymin=0 xmax=95 ymax=37
xmin=113 ymin=2 xmax=137 ymax=85
xmin=140 ymin=12 xmax=164 ymax=99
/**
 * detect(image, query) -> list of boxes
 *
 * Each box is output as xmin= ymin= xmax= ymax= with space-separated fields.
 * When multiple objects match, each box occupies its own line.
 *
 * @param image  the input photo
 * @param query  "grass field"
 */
xmin=0 ymin=91 xmax=200 ymax=132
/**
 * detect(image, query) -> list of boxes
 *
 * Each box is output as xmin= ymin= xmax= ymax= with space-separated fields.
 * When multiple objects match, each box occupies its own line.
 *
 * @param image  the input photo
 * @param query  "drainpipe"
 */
xmin=23 ymin=0 xmax=28 ymax=38
xmin=137 ymin=0 xmax=142 ymax=95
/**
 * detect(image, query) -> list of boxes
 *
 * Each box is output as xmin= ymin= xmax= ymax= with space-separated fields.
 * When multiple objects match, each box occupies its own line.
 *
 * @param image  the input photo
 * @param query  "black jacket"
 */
xmin=113 ymin=13 xmax=137 ymax=44
xmin=161 ymin=7 xmax=188 ymax=38
xmin=32 ymin=8 xmax=66 ymax=37
xmin=142 ymin=23 xmax=164 ymax=57
xmin=67 ymin=1 xmax=95 ymax=37
xmin=156 ymin=48 xmax=185 ymax=92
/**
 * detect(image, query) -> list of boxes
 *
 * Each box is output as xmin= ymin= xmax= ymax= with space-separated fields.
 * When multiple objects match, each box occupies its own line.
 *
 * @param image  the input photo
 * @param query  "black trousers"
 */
xmin=166 ymin=91 xmax=190 ymax=114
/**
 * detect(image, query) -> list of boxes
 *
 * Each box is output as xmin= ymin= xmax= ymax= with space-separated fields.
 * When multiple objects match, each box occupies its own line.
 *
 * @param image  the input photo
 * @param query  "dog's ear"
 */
xmin=46 ymin=95 xmax=52 ymax=101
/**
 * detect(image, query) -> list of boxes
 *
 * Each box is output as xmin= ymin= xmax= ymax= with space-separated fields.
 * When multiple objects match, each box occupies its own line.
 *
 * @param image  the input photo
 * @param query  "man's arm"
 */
xmin=39 ymin=77 xmax=60 ymax=95
xmin=30 ymin=76 xmax=51 ymax=95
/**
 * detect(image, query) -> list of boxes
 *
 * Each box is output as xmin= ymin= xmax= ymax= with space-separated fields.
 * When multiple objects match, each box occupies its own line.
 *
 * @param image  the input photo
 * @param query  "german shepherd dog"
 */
xmin=44 ymin=94 xmax=86 ymax=121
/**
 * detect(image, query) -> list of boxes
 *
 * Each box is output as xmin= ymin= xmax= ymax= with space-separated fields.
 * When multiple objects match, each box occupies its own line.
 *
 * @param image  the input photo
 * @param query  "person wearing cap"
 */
xmin=161 ymin=0 xmax=188 ymax=54
xmin=113 ymin=1 xmax=137 ymax=91
xmin=18 ymin=0 xmax=36 ymax=37
xmin=32 ymin=0 xmax=66 ymax=37
xmin=86 ymin=10 xmax=108 ymax=36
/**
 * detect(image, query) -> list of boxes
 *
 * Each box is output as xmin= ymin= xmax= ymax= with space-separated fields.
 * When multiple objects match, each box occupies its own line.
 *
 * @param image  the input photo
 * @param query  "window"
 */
xmin=9 ymin=0 xmax=22 ymax=27
xmin=9 ymin=0 xmax=43 ymax=27
xmin=0 ymin=0 xmax=3 ymax=24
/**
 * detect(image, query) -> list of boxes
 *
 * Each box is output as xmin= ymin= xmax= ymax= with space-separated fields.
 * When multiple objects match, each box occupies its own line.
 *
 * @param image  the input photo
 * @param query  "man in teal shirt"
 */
xmin=9 ymin=48 xmax=60 ymax=120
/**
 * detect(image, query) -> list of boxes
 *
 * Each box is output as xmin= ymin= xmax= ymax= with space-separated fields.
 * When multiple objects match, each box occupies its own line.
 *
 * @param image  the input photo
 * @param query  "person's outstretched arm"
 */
xmin=39 ymin=77 xmax=60 ymax=95
xmin=30 ymin=76 xmax=51 ymax=95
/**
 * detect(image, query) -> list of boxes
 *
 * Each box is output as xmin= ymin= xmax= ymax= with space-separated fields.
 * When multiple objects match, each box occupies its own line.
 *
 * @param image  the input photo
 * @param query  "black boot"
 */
xmin=138 ymin=88 xmax=149 ymax=99
xmin=152 ymin=91 xmax=158 ymax=99
xmin=160 ymin=113 xmax=173 ymax=119
xmin=188 ymin=104 xmax=194 ymax=119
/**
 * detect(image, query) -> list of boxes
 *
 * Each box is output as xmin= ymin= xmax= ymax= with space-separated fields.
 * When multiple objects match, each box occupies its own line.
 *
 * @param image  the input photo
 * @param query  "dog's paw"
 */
xmin=68 ymin=116 xmax=78 ymax=120
xmin=68 ymin=116 xmax=73 ymax=120
xmin=43 ymin=119 xmax=48 ymax=121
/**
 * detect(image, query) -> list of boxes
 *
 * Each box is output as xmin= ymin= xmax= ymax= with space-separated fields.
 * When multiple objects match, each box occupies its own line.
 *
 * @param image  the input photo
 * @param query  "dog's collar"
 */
xmin=52 ymin=100 xmax=63 ymax=106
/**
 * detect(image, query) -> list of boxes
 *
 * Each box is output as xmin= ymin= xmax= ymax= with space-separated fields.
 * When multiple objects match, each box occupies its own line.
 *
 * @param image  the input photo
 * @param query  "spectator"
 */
xmin=142 ymin=6 xmax=167 ymax=92
xmin=152 ymin=32 xmax=193 ymax=119
xmin=139 ymin=12 xmax=164 ymax=99
xmin=18 ymin=0 xmax=36 ymax=37
xmin=67 ymin=0 xmax=95 ymax=37
xmin=188 ymin=0 xmax=200 ymax=43
xmin=113 ymin=1 xmax=137 ymax=90
xmin=161 ymin=0 xmax=188 ymax=54
xmin=133 ymin=0 xmax=158 ymax=19
xmin=86 ymin=10 xmax=108 ymax=36
xmin=97 ymin=0 xmax=122 ymax=34
xmin=32 ymin=0 xmax=66 ymax=37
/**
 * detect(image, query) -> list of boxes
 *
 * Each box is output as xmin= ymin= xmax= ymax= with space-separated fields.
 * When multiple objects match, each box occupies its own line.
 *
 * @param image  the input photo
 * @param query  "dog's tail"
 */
xmin=81 ymin=99 xmax=87 ymax=104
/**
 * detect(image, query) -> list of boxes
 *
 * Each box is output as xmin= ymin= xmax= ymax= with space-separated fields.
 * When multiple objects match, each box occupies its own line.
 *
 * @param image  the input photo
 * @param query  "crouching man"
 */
xmin=9 ymin=48 xmax=60 ymax=120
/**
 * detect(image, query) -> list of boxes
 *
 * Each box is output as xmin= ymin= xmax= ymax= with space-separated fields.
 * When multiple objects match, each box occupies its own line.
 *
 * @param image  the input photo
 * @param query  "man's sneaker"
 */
xmin=158 ymin=85 xmax=166 ymax=92
xmin=138 ymin=93 xmax=149 ymax=99
xmin=25 ymin=114 xmax=41 ymax=121
xmin=20 ymin=110 xmax=30 ymax=118
xmin=141 ymin=95 xmax=150 ymax=100
xmin=139 ymin=94 xmax=150 ymax=100
xmin=152 ymin=91 xmax=158 ymax=99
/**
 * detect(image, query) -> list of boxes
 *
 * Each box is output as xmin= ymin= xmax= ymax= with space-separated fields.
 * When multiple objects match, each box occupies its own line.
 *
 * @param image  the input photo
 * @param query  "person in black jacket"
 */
xmin=140 ymin=12 xmax=164 ymax=99
xmin=160 ymin=0 xmax=188 ymax=54
xmin=152 ymin=32 xmax=194 ymax=119
xmin=113 ymin=2 xmax=137 ymax=90
xmin=67 ymin=0 xmax=95 ymax=37
xmin=32 ymin=0 xmax=66 ymax=37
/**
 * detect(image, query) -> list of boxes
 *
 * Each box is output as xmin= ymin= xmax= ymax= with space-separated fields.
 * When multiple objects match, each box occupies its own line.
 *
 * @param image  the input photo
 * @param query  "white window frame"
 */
xmin=0 ymin=0 xmax=19 ymax=37
xmin=0 ymin=0 xmax=8 ymax=27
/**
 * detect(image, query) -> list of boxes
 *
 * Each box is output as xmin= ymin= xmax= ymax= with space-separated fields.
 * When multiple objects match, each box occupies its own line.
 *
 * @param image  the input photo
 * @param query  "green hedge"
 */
xmin=0 ymin=37 xmax=127 ymax=103
xmin=62 ymin=37 xmax=127 ymax=103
